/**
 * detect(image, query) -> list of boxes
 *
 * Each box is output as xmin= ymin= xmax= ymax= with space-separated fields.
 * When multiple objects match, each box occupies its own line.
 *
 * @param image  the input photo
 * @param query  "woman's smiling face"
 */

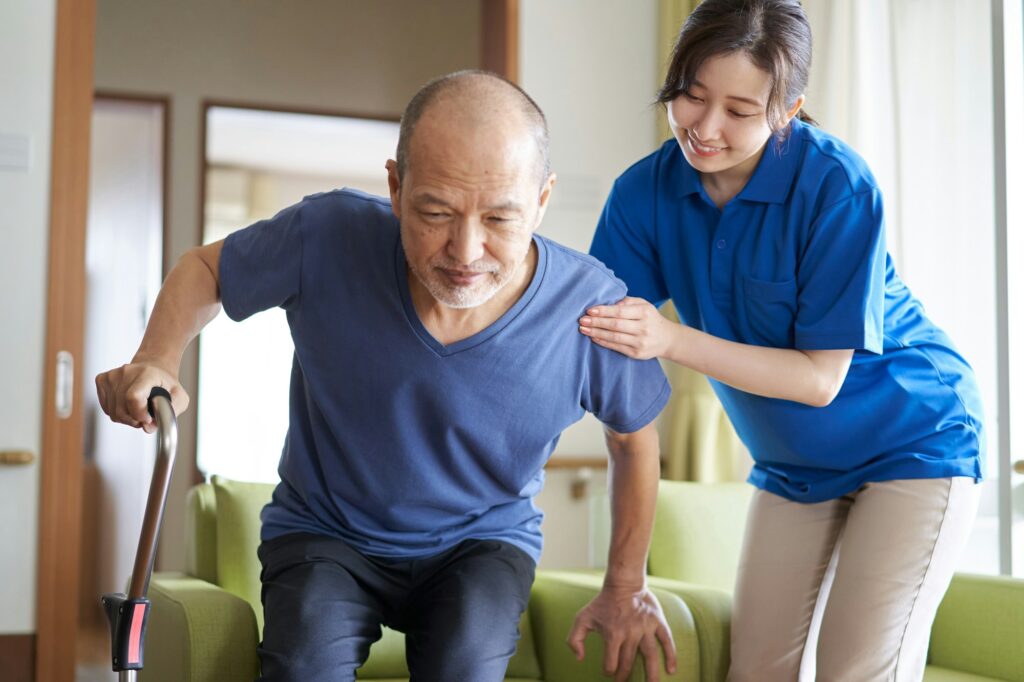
xmin=667 ymin=51 xmax=777 ymax=181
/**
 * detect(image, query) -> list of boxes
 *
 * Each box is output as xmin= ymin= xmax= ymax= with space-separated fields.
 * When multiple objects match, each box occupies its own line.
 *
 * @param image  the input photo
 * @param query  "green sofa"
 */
xmin=138 ymin=477 xmax=700 ymax=681
xmin=586 ymin=481 xmax=1024 ymax=682
xmin=139 ymin=478 xmax=1024 ymax=681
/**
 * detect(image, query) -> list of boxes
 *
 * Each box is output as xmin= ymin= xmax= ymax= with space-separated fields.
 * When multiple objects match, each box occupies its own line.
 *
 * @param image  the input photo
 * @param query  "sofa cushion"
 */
xmin=923 ymin=665 xmax=1005 ymax=682
xmin=928 ymin=573 xmax=1024 ymax=681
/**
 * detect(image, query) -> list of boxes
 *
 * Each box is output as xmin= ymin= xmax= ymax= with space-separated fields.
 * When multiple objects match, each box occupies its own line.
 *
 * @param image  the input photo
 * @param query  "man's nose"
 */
xmin=447 ymin=219 xmax=486 ymax=265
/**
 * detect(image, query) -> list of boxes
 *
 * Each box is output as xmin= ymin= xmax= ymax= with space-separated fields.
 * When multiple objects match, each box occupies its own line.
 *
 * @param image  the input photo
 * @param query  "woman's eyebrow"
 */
xmin=691 ymin=79 xmax=765 ymax=107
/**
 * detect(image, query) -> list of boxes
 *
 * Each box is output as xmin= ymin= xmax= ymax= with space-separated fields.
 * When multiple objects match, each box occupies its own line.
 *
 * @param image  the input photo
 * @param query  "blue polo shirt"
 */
xmin=591 ymin=120 xmax=983 ymax=503
xmin=219 ymin=188 xmax=670 ymax=562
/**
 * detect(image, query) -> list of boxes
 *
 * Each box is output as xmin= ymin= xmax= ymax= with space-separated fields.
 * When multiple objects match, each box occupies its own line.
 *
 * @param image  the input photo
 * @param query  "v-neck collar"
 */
xmin=394 ymin=234 xmax=548 ymax=357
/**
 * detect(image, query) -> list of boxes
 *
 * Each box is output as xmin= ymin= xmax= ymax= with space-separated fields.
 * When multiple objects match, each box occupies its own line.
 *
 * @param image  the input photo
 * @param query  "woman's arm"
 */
xmin=579 ymin=297 xmax=853 ymax=407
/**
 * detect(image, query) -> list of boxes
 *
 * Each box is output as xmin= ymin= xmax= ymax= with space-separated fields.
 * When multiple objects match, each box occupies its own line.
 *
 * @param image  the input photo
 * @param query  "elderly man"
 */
xmin=96 ymin=71 xmax=676 ymax=682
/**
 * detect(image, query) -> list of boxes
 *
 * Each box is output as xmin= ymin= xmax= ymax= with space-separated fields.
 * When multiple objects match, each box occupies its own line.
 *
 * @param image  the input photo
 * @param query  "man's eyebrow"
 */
xmin=486 ymin=201 xmax=525 ymax=213
xmin=691 ymin=79 xmax=765 ymax=108
xmin=412 ymin=192 xmax=452 ymax=207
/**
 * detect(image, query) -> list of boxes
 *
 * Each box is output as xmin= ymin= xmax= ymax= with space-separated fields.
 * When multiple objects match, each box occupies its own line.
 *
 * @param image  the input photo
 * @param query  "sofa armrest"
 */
xmin=928 ymin=573 xmax=1024 ymax=681
xmin=528 ymin=571 xmax=700 ymax=682
xmin=645 ymin=577 xmax=733 ymax=682
xmin=138 ymin=572 xmax=260 ymax=682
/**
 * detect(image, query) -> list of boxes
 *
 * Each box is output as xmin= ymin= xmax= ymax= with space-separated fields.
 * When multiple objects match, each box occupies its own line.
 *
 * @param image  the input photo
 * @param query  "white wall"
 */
xmin=520 ymin=0 xmax=660 ymax=461
xmin=0 ymin=0 xmax=56 ymax=633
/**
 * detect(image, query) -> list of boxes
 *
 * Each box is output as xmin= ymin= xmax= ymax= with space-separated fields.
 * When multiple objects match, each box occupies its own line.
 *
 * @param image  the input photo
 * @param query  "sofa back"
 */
xmin=647 ymin=480 xmax=752 ymax=592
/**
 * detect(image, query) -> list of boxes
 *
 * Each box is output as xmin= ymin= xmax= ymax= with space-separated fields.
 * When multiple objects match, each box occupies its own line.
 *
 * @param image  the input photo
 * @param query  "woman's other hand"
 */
xmin=579 ymin=297 xmax=677 ymax=360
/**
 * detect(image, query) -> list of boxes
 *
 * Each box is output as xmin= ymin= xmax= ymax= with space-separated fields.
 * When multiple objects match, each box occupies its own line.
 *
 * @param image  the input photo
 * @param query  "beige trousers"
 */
xmin=727 ymin=477 xmax=980 ymax=682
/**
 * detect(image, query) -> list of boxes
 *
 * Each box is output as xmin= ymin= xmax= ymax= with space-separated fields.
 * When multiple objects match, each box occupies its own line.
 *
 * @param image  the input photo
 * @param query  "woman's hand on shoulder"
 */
xmin=579 ymin=296 xmax=677 ymax=360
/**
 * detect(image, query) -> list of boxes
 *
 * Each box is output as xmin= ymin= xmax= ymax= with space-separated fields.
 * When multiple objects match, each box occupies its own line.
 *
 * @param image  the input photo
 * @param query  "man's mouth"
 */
xmin=440 ymin=268 xmax=488 ymax=286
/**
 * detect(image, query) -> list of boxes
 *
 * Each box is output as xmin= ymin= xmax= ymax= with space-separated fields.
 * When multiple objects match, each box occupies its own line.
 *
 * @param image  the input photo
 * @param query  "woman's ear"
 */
xmin=786 ymin=94 xmax=807 ymax=122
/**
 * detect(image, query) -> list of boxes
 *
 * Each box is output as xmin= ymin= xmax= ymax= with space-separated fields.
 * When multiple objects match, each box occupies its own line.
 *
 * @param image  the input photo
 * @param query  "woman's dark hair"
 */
xmin=658 ymin=0 xmax=817 ymax=138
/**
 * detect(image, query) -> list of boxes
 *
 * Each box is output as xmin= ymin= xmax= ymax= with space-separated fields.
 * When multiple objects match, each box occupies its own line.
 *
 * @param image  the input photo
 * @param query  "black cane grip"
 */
xmin=147 ymin=386 xmax=172 ymax=419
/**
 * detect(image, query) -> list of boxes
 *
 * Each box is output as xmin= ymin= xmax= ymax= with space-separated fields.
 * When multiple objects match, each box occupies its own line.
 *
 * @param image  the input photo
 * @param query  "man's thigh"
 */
xmin=257 ymin=533 xmax=396 ymax=682
xmin=401 ymin=539 xmax=535 ymax=682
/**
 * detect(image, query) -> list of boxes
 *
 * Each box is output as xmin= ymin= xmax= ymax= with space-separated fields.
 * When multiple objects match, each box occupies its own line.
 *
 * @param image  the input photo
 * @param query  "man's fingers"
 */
xmin=641 ymin=636 xmax=662 ymax=682
xmin=602 ymin=634 xmax=622 ymax=676
xmin=615 ymin=638 xmax=640 ymax=682
xmin=125 ymin=385 xmax=153 ymax=425
xmin=655 ymin=622 xmax=678 ymax=674
xmin=95 ymin=376 xmax=110 ymax=417
xmin=566 ymin=616 xmax=592 ymax=661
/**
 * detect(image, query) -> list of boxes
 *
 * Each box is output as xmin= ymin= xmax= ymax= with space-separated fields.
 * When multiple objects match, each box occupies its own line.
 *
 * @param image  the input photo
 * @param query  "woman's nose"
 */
xmin=690 ymin=109 xmax=721 ymax=142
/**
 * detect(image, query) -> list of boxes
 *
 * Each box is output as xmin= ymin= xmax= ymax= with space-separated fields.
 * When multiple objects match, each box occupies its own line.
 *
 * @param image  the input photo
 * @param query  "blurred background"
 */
xmin=1 ymin=1 xmax=1021 ymax=679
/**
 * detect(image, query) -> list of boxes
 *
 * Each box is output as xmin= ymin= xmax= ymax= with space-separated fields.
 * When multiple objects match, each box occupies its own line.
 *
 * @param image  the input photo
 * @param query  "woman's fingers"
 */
xmin=580 ymin=314 xmax=639 ymax=333
xmin=588 ymin=335 xmax=641 ymax=359
xmin=585 ymin=302 xmax=646 ymax=319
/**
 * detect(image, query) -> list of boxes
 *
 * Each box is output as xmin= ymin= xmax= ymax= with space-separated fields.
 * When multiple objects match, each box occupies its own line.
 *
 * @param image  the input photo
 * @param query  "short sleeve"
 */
xmin=581 ymin=344 xmax=671 ymax=434
xmin=589 ymin=179 xmax=671 ymax=306
xmin=219 ymin=202 xmax=304 ymax=322
xmin=795 ymin=189 xmax=886 ymax=353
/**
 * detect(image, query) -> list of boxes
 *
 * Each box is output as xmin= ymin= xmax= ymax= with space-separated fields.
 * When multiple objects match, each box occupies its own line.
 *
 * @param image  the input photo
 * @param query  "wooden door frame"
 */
xmin=482 ymin=0 xmax=519 ymax=81
xmin=36 ymin=0 xmax=94 ymax=680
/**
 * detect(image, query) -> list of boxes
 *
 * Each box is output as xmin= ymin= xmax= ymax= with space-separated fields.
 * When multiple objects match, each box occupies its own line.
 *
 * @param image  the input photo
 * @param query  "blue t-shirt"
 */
xmin=219 ymin=188 xmax=670 ymax=562
xmin=590 ymin=120 xmax=983 ymax=503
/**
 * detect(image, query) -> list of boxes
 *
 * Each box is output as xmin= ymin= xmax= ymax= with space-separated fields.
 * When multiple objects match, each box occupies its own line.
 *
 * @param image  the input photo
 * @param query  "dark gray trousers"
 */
xmin=256 ymin=532 xmax=535 ymax=682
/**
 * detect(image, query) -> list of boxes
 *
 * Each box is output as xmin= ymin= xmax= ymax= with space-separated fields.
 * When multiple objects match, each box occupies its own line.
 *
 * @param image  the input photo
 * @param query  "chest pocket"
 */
xmin=740 ymin=275 xmax=798 ymax=348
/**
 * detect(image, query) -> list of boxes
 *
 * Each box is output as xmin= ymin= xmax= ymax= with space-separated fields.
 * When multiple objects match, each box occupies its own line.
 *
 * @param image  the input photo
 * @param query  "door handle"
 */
xmin=0 ymin=450 xmax=35 ymax=465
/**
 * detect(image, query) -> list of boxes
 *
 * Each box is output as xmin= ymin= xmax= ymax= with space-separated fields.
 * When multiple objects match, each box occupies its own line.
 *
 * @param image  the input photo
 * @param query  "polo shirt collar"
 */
xmin=737 ymin=120 xmax=805 ymax=204
xmin=671 ymin=119 xmax=805 ymax=204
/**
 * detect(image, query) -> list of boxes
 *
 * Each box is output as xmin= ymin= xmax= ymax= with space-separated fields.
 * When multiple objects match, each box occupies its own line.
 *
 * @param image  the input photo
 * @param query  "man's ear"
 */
xmin=385 ymin=159 xmax=401 ymax=219
xmin=533 ymin=172 xmax=557 ymax=231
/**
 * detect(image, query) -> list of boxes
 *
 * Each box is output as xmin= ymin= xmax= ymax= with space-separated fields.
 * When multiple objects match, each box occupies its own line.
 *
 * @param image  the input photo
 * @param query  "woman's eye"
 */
xmin=730 ymin=111 xmax=756 ymax=118
xmin=683 ymin=91 xmax=704 ymax=103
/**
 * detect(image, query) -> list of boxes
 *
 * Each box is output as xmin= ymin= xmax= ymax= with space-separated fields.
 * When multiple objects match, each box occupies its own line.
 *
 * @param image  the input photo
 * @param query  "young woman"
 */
xmin=580 ymin=1 xmax=984 ymax=679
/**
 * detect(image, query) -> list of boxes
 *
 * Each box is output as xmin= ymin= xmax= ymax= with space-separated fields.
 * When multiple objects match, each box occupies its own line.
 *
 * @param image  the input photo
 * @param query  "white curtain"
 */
xmin=802 ymin=0 xmax=1000 ymax=574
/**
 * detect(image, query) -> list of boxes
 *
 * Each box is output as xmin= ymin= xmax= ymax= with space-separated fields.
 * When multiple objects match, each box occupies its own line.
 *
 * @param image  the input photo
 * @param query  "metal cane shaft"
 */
xmin=127 ymin=394 xmax=177 ymax=599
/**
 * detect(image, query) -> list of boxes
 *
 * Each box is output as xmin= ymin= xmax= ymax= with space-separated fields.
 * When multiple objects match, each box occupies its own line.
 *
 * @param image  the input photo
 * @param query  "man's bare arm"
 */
xmin=95 ymin=240 xmax=223 ymax=432
xmin=566 ymin=422 xmax=678 ymax=682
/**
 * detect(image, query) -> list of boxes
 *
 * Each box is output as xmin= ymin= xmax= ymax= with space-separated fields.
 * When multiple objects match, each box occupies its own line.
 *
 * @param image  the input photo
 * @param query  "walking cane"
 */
xmin=101 ymin=386 xmax=178 ymax=681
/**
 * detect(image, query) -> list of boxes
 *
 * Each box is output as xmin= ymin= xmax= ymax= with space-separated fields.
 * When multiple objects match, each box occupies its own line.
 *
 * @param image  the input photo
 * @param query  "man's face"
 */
xmin=387 ymin=113 xmax=554 ymax=309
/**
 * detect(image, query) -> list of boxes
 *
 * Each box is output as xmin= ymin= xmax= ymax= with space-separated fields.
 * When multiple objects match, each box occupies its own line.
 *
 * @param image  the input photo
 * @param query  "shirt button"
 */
xmin=716 ymin=239 xmax=727 ymax=250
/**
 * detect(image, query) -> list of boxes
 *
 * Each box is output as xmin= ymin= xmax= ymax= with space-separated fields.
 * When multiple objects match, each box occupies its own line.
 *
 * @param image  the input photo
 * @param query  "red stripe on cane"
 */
xmin=128 ymin=603 xmax=146 ymax=664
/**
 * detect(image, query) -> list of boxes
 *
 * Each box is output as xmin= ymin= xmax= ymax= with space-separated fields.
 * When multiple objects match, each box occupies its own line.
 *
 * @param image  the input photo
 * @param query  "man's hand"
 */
xmin=567 ymin=584 xmax=677 ymax=682
xmin=95 ymin=360 xmax=189 ymax=433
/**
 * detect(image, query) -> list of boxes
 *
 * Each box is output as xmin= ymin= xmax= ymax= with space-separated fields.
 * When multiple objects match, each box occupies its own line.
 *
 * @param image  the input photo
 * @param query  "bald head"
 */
xmin=395 ymin=70 xmax=550 ymax=188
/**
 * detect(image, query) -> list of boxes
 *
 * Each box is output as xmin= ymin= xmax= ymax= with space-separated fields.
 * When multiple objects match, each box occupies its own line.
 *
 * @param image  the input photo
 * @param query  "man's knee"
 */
xmin=258 ymin=546 xmax=384 ymax=681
